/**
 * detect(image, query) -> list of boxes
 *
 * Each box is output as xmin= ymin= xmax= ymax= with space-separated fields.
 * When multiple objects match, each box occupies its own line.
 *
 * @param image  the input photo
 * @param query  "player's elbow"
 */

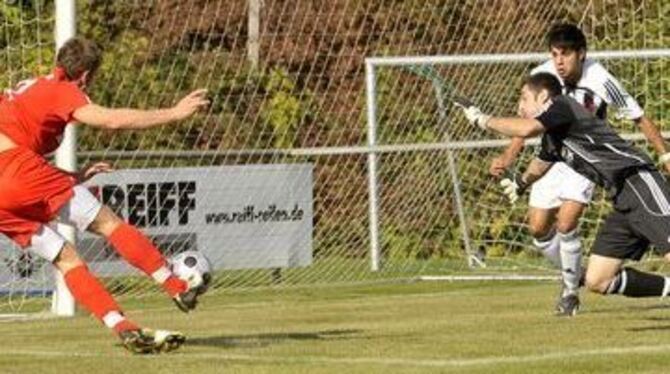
xmin=519 ymin=127 xmax=536 ymax=138
xmin=520 ymin=124 xmax=543 ymax=138
xmin=74 ymin=105 xmax=129 ymax=130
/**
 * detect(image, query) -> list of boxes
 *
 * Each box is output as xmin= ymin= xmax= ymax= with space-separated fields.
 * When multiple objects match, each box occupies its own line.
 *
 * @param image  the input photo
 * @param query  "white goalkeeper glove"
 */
xmin=460 ymin=105 xmax=491 ymax=130
xmin=499 ymin=172 xmax=529 ymax=204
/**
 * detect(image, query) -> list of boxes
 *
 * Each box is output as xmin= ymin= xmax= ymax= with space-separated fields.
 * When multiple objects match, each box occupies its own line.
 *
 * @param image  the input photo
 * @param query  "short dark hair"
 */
xmin=523 ymin=73 xmax=562 ymax=97
xmin=56 ymin=37 xmax=102 ymax=80
xmin=546 ymin=23 xmax=587 ymax=52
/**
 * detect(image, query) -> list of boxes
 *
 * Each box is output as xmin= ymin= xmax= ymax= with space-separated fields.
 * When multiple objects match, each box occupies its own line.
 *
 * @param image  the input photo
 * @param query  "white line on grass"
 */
xmin=4 ymin=344 xmax=670 ymax=368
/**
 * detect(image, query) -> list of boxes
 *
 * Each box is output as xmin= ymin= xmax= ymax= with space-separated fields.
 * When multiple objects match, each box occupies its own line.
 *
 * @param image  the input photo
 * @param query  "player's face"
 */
xmin=550 ymin=46 xmax=585 ymax=85
xmin=517 ymin=85 xmax=545 ymax=118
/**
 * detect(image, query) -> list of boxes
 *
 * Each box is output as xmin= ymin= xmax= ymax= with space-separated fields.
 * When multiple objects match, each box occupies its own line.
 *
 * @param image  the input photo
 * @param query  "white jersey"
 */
xmin=531 ymin=58 xmax=644 ymax=121
xmin=527 ymin=58 xmax=643 ymax=208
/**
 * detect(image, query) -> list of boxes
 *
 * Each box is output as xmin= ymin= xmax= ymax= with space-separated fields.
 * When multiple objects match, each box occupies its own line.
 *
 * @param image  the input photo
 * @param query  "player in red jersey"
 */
xmin=0 ymin=37 xmax=209 ymax=353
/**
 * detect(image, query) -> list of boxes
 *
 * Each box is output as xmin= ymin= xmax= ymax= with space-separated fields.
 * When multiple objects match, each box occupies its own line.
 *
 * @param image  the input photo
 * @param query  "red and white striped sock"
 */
xmin=63 ymin=265 xmax=138 ymax=333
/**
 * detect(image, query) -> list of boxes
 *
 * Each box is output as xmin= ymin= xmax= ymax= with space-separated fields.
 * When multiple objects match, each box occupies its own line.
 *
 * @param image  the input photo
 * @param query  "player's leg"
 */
xmin=528 ymin=207 xmax=561 ymax=267
xmin=586 ymin=254 xmax=669 ymax=297
xmin=31 ymin=224 xmax=185 ymax=353
xmin=594 ymin=169 xmax=670 ymax=298
xmin=587 ymin=204 xmax=670 ymax=298
xmin=527 ymin=164 xmax=567 ymax=268
xmin=552 ymin=166 xmax=593 ymax=315
xmin=555 ymin=200 xmax=586 ymax=298
xmin=528 ymin=205 xmax=560 ymax=268
xmin=58 ymin=186 xmax=187 ymax=300
xmin=61 ymin=186 xmax=202 ymax=312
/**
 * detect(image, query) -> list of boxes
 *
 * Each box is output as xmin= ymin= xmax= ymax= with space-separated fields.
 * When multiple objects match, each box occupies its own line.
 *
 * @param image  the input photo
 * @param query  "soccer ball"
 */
xmin=169 ymin=250 xmax=213 ymax=293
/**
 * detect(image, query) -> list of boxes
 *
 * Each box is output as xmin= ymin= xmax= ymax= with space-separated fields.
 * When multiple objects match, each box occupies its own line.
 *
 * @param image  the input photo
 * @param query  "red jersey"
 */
xmin=0 ymin=67 xmax=89 ymax=155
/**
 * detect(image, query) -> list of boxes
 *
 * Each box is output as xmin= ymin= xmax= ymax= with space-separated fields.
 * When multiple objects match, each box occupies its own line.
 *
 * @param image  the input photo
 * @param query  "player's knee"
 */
xmin=584 ymin=273 xmax=610 ymax=294
xmin=528 ymin=222 xmax=552 ymax=239
xmin=88 ymin=205 xmax=123 ymax=237
xmin=529 ymin=226 xmax=552 ymax=240
xmin=53 ymin=243 xmax=85 ymax=274
xmin=555 ymin=220 xmax=578 ymax=235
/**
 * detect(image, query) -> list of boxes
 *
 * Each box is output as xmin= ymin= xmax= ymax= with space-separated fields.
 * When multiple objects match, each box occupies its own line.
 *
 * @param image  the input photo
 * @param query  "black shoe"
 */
xmin=173 ymin=288 xmax=199 ymax=313
xmin=555 ymin=293 xmax=580 ymax=317
xmin=173 ymin=273 xmax=212 ymax=313
xmin=119 ymin=328 xmax=185 ymax=354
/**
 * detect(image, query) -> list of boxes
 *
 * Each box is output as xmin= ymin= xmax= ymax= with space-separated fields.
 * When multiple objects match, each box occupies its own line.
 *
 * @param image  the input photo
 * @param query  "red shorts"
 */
xmin=0 ymin=147 xmax=75 ymax=247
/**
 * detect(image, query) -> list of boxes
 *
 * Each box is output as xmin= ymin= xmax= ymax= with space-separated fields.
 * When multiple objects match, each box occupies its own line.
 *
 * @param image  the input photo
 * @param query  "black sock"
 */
xmin=609 ymin=267 xmax=666 ymax=298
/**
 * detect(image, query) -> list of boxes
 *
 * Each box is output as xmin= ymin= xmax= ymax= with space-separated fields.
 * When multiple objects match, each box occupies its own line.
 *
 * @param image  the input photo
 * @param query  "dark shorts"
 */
xmin=592 ymin=169 xmax=670 ymax=260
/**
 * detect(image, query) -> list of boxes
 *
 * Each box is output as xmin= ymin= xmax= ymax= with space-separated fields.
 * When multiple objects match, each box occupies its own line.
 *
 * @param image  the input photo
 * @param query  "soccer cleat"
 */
xmin=173 ymin=288 xmax=199 ymax=313
xmin=555 ymin=293 xmax=580 ymax=317
xmin=173 ymin=273 xmax=211 ymax=313
xmin=119 ymin=328 xmax=186 ymax=354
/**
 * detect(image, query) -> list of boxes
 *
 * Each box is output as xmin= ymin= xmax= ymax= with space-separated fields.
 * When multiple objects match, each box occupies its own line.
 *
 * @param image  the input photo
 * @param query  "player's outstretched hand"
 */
xmin=172 ymin=89 xmax=210 ymax=121
xmin=457 ymin=104 xmax=491 ymax=130
xmin=77 ymin=162 xmax=114 ymax=183
xmin=499 ymin=172 xmax=528 ymax=204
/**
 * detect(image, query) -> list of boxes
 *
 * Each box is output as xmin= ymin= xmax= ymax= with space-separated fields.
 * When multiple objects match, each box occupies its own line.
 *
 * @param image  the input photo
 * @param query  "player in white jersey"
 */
xmin=489 ymin=24 xmax=669 ymax=315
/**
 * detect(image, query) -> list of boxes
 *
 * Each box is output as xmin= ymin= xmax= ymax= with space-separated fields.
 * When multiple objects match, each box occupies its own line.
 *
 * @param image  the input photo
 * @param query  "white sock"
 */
xmin=662 ymin=277 xmax=670 ymax=298
xmin=532 ymin=230 xmax=561 ymax=268
xmin=151 ymin=266 xmax=172 ymax=284
xmin=559 ymin=229 xmax=582 ymax=296
xmin=102 ymin=311 xmax=126 ymax=329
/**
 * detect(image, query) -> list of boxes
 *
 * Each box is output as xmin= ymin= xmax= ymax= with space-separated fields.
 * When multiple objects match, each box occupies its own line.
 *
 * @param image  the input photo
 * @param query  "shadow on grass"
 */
xmin=626 ymin=316 xmax=670 ymax=332
xmin=627 ymin=325 xmax=670 ymax=332
xmin=187 ymin=329 xmax=364 ymax=348
xmin=586 ymin=303 xmax=670 ymax=315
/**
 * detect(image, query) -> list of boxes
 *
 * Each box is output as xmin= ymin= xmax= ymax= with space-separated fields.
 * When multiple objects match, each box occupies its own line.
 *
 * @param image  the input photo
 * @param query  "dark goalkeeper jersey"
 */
xmin=535 ymin=95 xmax=654 ymax=196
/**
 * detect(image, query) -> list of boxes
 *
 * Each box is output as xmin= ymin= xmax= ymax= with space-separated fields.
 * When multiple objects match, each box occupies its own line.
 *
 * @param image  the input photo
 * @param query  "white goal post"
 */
xmin=51 ymin=0 xmax=77 ymax=318
xmin=364 ymin=48 xmax=670 ymax=272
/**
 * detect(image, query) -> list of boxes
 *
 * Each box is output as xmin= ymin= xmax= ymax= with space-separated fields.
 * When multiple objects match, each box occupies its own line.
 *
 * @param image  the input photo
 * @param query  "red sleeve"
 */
xmin=53 ymin=82 xmax=90 ymax=122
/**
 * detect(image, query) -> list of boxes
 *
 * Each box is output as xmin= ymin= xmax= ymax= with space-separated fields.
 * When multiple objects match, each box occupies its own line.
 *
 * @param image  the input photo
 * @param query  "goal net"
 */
xmin=366 ymin=48 xmax=669 ymax=277
xmin=0 ymin=0 xmax=668 ymax=315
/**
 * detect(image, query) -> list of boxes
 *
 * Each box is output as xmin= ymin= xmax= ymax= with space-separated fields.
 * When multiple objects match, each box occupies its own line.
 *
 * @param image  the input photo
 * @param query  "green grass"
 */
xmin=3 ymin=280 xmax=670 ymax=373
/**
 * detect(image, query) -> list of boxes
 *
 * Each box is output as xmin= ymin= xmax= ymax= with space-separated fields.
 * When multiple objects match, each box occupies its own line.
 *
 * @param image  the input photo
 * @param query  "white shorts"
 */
xmin=528 ymin=162 xmax=595 ymax=209
xmin=28 ymin=185 xmax=103 ymax=262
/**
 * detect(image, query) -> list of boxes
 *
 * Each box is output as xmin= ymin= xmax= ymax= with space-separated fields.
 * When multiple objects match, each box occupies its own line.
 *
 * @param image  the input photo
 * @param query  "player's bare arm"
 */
xmin=490 ymin=137 xmax=525 ymax=177
xmin=461 ymin=107 xmax=545 ymax=138
xmin=461 ymin=77 xmax=553 ymax=139
xmin=486 ymin=117 xmax=545 ymax=138
xmin=73 ymin=88 xmax=209 ymax=130
xmin=635 ymin=115 xmax=670 ymax=173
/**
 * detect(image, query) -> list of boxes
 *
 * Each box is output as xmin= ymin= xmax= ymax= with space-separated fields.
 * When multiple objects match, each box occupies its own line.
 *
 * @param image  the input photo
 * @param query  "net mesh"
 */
xmin=0 ymin=1 xmax=56 ymax=312
xmin=0 ymin=0 xmax=668 ymax=313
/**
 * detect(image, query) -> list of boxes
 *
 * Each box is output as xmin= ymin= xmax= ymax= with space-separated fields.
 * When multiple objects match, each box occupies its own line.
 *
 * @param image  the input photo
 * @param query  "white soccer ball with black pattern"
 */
xmin=169 ymin=250 xmax=213 ymax=293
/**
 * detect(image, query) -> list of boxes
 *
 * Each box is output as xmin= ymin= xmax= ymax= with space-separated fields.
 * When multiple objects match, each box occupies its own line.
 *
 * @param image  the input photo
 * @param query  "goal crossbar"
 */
xmin=366 ymin=49 xmax=670 ymax=67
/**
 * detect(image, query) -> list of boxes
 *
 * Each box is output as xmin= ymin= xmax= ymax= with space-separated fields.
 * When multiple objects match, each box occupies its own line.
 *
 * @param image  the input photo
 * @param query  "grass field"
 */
xmin=2 ymin=280 xmax=670 ymax=373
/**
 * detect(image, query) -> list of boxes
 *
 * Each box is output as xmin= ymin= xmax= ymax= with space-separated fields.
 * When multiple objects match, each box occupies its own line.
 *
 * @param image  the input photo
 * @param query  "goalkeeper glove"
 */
xmin=499 ymin=171 xmax=529 ymax=204
xmin=459 ymin=105 xmax=491 ymax=130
